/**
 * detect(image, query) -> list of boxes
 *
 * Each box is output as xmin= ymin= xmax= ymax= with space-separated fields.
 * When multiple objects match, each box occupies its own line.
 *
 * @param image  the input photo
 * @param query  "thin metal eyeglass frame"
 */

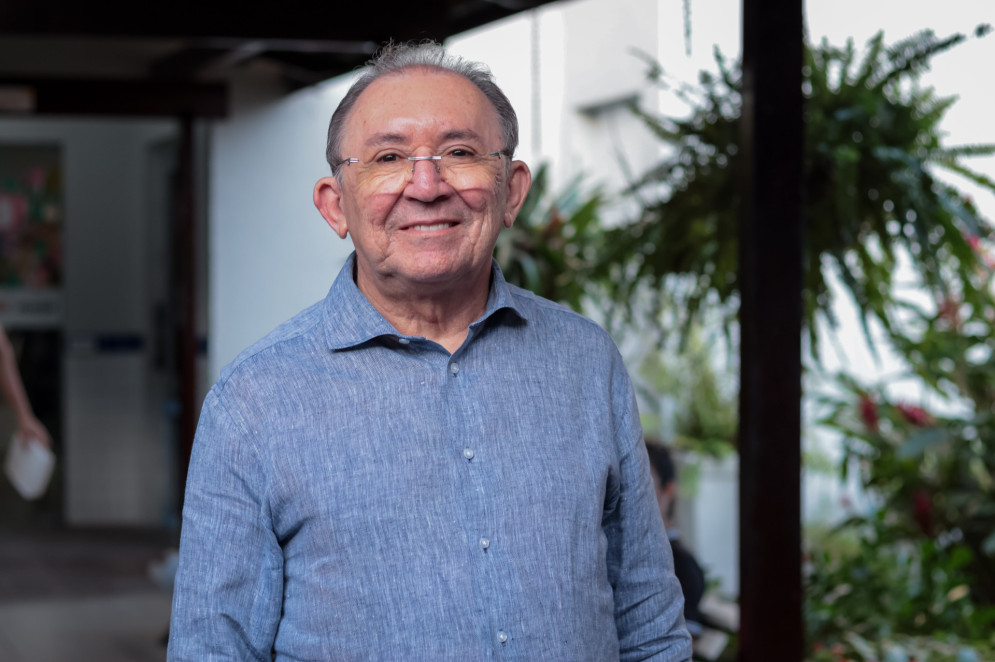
xmin=333 ymin=151 xmax=504 ymax=175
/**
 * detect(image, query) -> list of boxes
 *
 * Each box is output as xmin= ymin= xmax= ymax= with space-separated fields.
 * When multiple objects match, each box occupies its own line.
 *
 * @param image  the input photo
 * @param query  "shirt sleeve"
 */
xmin=606 ymin=357 xmax=694 ymax=662
xmin=167 ymin=387 xmax=284 ymax=662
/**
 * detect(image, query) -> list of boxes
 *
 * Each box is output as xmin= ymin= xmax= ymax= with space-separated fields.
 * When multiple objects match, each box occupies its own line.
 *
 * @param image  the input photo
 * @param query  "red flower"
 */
xmin=859 ymin=394 xmax=879 ymax=432
xmin=895 ymin=403 xmax=934 ymax=427
xmin=937 ymin=297 xmax=961 ymax=328
xmin=964 ymin=233 xmax=995 ymax=270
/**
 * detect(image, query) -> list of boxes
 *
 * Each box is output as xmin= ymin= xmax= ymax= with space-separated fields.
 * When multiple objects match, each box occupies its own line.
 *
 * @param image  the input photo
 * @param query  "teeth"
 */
xmin=411 ymin=223 xmax=452 ymax=232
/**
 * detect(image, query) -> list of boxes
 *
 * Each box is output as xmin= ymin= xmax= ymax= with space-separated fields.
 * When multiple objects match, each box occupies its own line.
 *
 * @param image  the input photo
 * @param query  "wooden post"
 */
xmin=174 ymin=114 xmax=198 ymax=509
xmin=738 ymin=0 xmax=804 ymax=660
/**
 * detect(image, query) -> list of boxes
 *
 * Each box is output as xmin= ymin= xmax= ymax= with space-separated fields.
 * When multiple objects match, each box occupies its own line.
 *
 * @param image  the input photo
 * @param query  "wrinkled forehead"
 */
xmin=342 ymin=68 xmax=502 ymax=150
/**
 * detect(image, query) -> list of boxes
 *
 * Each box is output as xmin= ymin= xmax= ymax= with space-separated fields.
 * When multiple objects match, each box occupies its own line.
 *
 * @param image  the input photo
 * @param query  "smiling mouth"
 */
xmin=409 ymin=222 xmax=457 ymax=232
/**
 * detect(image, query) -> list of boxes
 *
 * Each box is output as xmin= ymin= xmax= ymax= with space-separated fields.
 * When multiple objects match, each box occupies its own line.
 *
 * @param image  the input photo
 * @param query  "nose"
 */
xmin=404 ymin=156 xmax=451 ymax=202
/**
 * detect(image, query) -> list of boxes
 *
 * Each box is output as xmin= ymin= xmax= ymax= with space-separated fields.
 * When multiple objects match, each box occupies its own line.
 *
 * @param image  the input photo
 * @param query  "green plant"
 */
xmin=805 ymin=515 xmax=995 ymax=656
xmin=818 ymin=313 xmax=995 ymax=600
xmin=810 ymin=283 xmax=995 ymax=659
xmin=634 ymin=328 xmax=738 ymax=458
xmin=602 ymin=26 xmax=995 ymax=356
xmin=496 ymin=163 xmax=604 ymax=312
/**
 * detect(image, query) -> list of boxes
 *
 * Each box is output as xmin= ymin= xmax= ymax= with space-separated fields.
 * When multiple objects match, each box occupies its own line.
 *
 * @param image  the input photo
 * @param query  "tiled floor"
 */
xmin=0 ymin=527 xmax=176 ymax=662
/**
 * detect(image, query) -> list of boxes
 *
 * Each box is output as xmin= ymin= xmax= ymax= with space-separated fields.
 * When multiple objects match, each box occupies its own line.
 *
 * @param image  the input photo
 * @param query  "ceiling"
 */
xmin=0 ymin=0 xmax=559 ymax=117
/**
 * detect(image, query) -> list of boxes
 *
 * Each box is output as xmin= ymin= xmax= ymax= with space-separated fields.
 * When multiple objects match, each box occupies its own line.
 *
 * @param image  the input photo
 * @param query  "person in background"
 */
xmin=168 ymin=41 xmax=692 ymax=661
xmin=645 ymin=441 xmax=707 ymax=638
xmin=0 ymin=324 xmax=50 ymax=448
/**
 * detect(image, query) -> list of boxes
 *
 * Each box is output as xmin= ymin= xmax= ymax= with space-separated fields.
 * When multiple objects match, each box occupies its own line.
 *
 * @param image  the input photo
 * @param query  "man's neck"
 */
xmin=356 ymin=270 xmax=491 ymax=354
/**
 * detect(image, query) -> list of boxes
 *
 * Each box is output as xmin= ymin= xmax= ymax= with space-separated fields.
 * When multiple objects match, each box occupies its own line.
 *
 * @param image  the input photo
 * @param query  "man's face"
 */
xmin=317 ymin=69 xmax=530 ymax=300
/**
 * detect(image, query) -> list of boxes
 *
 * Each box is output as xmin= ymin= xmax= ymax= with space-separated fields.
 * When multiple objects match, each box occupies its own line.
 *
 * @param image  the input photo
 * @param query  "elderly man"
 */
xmin=168 ymin=42 xmax=691 ymax=661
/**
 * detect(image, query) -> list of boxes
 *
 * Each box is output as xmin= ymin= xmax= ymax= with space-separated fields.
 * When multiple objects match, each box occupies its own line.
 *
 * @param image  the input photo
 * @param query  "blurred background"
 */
xmin=0 ymin=0 xmax=992 ymax=660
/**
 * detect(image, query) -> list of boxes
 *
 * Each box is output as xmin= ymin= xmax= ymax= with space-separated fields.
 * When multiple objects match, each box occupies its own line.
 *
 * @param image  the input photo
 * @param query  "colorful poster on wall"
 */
xmin=0 ymin=144 xmax=63 ymax=328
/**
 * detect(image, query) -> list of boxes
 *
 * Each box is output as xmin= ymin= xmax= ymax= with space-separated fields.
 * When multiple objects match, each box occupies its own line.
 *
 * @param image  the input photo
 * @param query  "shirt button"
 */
xmin=479 ymin=537 xmax=490 ymax=550
xmin=497 ymin=630 xmax=508 ymax=644
xmin=463 ymin=448 xmax=475 ymax=460
xmin=449 ymin=362 xmax=460 ymax=376
xmin=397 ymin=337 xmax=410 ymax=345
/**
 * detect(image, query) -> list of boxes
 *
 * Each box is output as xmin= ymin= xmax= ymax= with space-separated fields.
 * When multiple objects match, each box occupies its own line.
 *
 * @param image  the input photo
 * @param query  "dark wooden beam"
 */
xmin=0 ymin=78 xmax=227 ymax=118
xmin=146 ymin=39 xmax=378 ymax=81
xmin=174 ymin=115 xmax=198 ymax=512
xmin=0 ymin=1 xmax=557 ymax=88
xmin=0 ymin=1 xmax=422 ymax=41
xmin=0 ymin=0 xmax=553 ymax=43
xmin=738 ymin=0 xmax=804 ymax=660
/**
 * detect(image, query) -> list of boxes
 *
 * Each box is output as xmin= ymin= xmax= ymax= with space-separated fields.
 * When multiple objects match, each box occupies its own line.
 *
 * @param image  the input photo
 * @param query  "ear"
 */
xmin=502 ymin=160 xmax=532 ymax=229
xmin=313 ymin=176 xmax=349 ymax=239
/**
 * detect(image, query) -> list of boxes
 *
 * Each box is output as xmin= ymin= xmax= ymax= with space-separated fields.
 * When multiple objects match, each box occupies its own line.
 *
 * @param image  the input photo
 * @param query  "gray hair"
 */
xmin=325 ymin=41 xmax=520 ymax=173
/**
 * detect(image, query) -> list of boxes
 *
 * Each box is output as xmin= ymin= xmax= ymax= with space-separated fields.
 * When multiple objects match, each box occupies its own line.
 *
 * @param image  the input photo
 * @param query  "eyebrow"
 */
xmin=363 ymin=129 xmax=485 ymax=148
xmin=364 ymin=133 xmax=407 ymax=148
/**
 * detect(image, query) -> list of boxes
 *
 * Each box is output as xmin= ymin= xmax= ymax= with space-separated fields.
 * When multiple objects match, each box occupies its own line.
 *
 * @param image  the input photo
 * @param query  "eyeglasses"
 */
xmin=334 ymin=148 xmax=505 ymax=193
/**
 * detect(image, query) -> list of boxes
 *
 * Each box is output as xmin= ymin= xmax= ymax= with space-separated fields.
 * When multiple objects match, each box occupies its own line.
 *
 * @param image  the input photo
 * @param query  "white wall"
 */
xmin=206 ymin=69 xmax=357 ymax=380
xmin=449 ymin=0 xmax=672 ymax=208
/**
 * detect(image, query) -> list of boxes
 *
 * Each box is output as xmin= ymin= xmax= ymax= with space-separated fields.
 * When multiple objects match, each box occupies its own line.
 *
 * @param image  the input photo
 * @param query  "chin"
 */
xmin=400 ymin=252 xmax=482 ymax=277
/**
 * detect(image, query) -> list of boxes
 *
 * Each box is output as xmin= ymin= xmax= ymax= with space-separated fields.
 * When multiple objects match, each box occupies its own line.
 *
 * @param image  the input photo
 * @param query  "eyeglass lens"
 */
xmin=346 ymin=152 xmax=502 ymax=193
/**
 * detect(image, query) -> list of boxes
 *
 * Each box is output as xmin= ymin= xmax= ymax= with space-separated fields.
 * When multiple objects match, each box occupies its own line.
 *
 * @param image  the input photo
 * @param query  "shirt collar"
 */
xmin=322 ymin=252 xmax=527 ymax=351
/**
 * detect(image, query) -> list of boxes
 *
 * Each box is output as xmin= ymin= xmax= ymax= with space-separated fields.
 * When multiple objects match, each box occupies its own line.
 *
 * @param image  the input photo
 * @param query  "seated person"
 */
xmin=645 ymin=442 xmax=707 ymax=638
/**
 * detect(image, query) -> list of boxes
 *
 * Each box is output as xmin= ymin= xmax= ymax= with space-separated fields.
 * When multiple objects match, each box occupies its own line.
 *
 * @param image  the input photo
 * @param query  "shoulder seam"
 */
xmin=215 ymin=301 xmax=326 ymax=391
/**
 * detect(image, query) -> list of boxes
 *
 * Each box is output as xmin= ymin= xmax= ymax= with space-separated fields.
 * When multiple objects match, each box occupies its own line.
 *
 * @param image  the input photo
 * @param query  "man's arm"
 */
xmin=167 ymin=388 xmax=284 ymax=661
xmin=607 ymin=361 xmax=693 ymax=662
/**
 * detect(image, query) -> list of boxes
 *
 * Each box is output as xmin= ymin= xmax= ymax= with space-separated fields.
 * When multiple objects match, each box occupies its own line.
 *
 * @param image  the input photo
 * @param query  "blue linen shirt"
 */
xmin=168 ymin=254 xmax=692 ymax=661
